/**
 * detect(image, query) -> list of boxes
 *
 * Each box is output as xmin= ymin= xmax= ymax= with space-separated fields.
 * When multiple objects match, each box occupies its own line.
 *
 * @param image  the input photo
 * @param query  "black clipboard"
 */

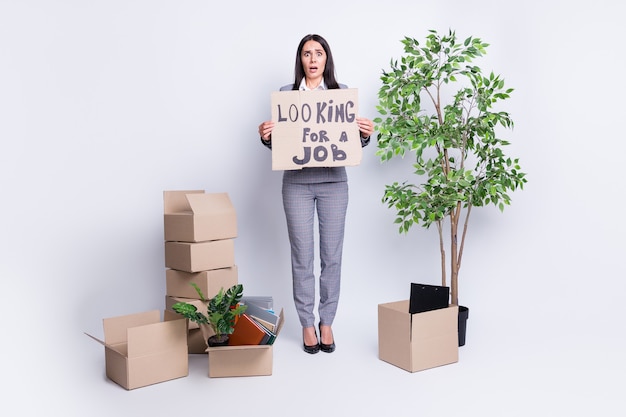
xmin=409 ymin=283 xmax=450 ymax=314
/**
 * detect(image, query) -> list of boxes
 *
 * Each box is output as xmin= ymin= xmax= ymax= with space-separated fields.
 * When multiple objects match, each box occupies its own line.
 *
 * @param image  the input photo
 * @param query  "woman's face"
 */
xmin=300 ymin=40 xmax=326 ymax=84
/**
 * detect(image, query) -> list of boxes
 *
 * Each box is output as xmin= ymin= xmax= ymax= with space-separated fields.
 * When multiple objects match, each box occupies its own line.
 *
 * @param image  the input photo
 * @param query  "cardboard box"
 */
xmin=378 ymin=301 xmax=458 ymax=372
xmin=87 ymin=310 xmax=188 ymax=390
xmin=206 ymin=309 xmax=285 ymax=377
xmin=165 ymin=266 xmax=238 ymax=299
xmin=164 ymin=190 xmax=237 ymax=243
xmin=164 ymin=239 xmax=235 ymax=272
xmin=164 ymin=309 xmax=211 ymax=354
xmin=207 ymin=345 xmax=274 ymax=377
xmin=165 ymin=296 xmax=207 ymax=329
xmin=187 ymin=327 xmax=210 ymax=354
xmin=270 ymin=89 xmax=362 ymax=171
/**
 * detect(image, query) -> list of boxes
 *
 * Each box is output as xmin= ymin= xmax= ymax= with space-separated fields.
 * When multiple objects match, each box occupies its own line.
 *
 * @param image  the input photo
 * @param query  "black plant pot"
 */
xmin=458 ymin=305 xmax=469 ymax=346
xmin=208 ymin=335 xmax=230 ymax=347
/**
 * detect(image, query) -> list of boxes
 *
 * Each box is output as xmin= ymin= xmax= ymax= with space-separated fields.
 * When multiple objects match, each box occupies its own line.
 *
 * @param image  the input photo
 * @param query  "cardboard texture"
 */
xmin=378 ymin=300 xmax=458 ymax=373
xmin=163 ymin=190 xmax=237 ymax=243
xmin=270 ymin=88 xmax=362 ymax=171
xmin=165 ymin=296 xmax=207 ymax=329
xmin=164 ymin=309 xmax=211 ymax=354
xmin=207 ymin=345 xmax=274 ymax=377
xmin=164 ymin=239 xmax=235 ymax=272
xmin=88 ymin=310 xmax=188 ymax=390
xmin=206 ymin=309 xmax=285 ymax=377
xmin=165 ymin=266 xmax=238 ymax=299
xmin=186 ymin=327 xmax=210 ymax=354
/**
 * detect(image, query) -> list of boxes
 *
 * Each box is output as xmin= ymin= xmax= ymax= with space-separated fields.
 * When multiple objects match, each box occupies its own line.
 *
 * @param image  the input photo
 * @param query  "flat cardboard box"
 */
xmin=206 ymin=309 xmax=285 ymax=377
xmin=87 ymin=310 xmax=188 ymax=390
xmin=164 ymin=190 xmax=237 ymax=243
xmin=165 ymin=266 xmax=238 ymax=299
xmin=164 ymin=239 xmax=235 ymax=272
xmin=378 ymin=301 xmax=458 ymax=372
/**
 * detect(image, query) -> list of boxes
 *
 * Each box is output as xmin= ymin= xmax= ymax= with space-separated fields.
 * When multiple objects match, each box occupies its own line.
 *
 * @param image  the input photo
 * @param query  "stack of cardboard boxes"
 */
xmin=162 ymin=190 xmax=283 ymax=377
xmin=88 ymin=190 xmax=282 ymax=387
xmin=162 ymin=190 xmax=239 ymax=354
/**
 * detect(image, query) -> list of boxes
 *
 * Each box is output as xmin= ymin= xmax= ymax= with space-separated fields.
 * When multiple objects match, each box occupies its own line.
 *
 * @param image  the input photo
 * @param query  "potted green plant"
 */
xmin=172 ymin=283 xmax=247 ymax=347
xmin=374 ymin=29 xmax=527 ymax=345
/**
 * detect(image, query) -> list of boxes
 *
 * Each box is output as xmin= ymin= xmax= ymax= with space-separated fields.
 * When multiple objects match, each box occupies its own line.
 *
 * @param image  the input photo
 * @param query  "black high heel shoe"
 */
xmin=318 ymin=323 xmax=336 ymax=353
xmin=303 ymin=328 xmax=320 ymax=354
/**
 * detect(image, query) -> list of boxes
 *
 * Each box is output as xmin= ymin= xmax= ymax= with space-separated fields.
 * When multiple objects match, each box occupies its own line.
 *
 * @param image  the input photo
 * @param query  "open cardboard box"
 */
xmin=86 ymin=310 xmax=188 ymax=390
xmin=164 ymin=239 xmax=235 ymax=272
xmin=163 ymin=190 xmax=237 ymax=243
xmin=378 ymin=300 xmax=458 ymax=372
xmin=206 ymin=309 xmax=285 ymax=377
xmin=165 ymin=266 xmax=238 ymax=299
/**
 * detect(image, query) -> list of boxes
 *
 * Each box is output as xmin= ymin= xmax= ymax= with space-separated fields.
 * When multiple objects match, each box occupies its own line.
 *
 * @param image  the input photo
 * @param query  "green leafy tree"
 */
xmin=375 ymin=29 xmax=527 ymax=306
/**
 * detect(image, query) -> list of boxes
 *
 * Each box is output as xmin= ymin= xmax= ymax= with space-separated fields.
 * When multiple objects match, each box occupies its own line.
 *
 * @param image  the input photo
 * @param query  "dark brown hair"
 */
xmin=292 ymin=34 xmax=339 ymax=90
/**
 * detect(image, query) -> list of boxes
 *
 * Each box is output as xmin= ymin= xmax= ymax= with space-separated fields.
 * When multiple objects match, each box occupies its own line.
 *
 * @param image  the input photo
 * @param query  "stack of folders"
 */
xmin=229 ymin=298 xmax=283 ymax=346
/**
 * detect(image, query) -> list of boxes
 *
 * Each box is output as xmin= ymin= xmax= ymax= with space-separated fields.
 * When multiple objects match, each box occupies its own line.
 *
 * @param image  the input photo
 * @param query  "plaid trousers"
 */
xmin=282 ymin=180 xmax=349 ymax=328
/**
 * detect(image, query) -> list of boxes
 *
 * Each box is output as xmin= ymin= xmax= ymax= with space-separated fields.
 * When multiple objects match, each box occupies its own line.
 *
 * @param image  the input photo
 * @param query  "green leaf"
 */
xmin=374 ymin=29 xmax=526 ymax=294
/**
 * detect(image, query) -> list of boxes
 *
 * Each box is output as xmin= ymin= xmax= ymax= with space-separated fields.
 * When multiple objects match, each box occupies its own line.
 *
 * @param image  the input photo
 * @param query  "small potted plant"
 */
xmin=374 ymin=29 xmax=527 ymax=345
xmin=172 ymin=283 xmax=247 ymax=347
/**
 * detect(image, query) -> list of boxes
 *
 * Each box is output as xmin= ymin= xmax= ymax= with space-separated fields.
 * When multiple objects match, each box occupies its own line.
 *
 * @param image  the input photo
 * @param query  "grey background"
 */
xmin=1 ymin=1 xmax=623 ymax=415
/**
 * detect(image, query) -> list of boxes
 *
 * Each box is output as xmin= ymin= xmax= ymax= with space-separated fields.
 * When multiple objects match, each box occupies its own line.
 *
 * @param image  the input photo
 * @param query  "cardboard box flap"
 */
xmin=163 ymin=190 xmax=237 ymax=242
xmin=207 ymin=344 xmax=270 ymax=353
xmin=103 ymin=310 xmax=160 ymax=345
xmin=163 ymin=190 xmax=204 ymax=215
xmin=185 ymin=192 xmax=234 ymax=215
xmin=274 ymin=308 xmax=285 ymax=336
xmin=84 ymin=332 xmax=106 ymax=346
xmin=127 ymin=318 xmax=187 ymax=358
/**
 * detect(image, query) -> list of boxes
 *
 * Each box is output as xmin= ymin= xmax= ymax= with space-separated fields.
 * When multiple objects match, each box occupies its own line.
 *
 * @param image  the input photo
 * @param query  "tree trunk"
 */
xmin=450 ymin=206 xmax=460 ymax=306
xmin=437 ymin=220 xmax=446 ymax=287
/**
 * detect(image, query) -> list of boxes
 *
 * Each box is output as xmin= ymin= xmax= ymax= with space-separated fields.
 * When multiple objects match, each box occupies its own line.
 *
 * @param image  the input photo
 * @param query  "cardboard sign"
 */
xmin=270 ymin=88 xmax=362 ymax=170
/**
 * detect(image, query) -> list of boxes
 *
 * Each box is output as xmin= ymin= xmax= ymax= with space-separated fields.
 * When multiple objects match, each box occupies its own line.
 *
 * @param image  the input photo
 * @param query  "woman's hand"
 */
xmin=357 ymin=117 xmax=374 ymax=138
xmin=258 ymin=121 xmax=275 ymax=141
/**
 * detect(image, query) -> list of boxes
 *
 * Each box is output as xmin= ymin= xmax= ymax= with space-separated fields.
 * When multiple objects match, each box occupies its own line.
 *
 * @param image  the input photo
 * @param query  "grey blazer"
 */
xmin=262 ymin=83 xmax=370 ymax=184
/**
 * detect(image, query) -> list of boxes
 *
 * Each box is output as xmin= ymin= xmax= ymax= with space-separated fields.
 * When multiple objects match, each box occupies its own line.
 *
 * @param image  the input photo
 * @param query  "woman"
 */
xmin=258 ymin=34 xmax=374 ymax=354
